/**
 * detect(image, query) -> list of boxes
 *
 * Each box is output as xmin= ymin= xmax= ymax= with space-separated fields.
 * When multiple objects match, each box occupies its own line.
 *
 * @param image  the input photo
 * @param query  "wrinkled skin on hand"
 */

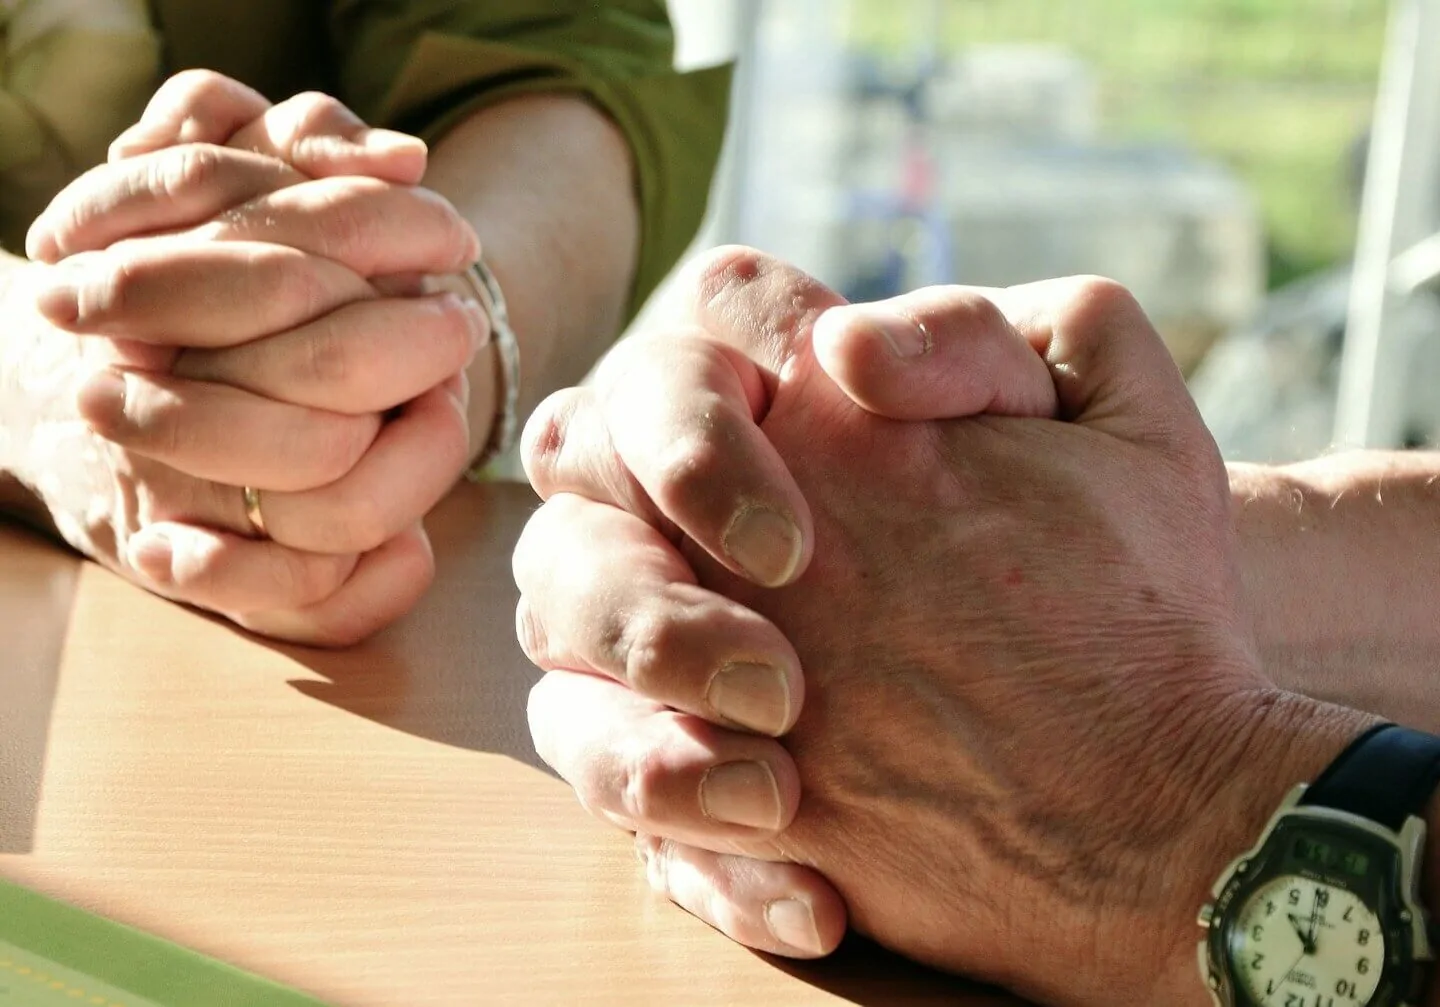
xmin=677 ymin=267 xmax=1269 ymax=1005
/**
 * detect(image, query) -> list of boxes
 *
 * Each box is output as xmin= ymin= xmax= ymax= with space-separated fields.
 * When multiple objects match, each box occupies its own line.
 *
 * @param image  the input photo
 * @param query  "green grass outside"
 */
xmin=844 ymin=0 xmax=1389 ymax=287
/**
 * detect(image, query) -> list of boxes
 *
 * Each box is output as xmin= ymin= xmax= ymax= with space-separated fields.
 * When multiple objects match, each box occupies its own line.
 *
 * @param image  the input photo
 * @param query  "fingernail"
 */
xmin=706 ymin=662 xmax=792 ymax=736
xmin=723 ymin=505 xmax=802 ymax=587
xmin=24 ymin=222 xmax=58 ymax=263
xmin=75 ymin=369 xmax=128 ymax=429
xmin=766 ymin=898 xmax=824 ymax=955
xmin=128 ymin=530 xmax=173 ymax=584
xmin=461 ymin=296 xmax=491 ymax=351
xmin=35 ymin=274 xmax=79 ymax=325
xmin=363 ymin=127 xmax=427 ymax=158
xmin=445 ymin=369 xmax=470 ymax=414
xmin=700 ymin=761 xmax=783 ymax=830
xmin=869 ymin=309 xmax=931 ymax=358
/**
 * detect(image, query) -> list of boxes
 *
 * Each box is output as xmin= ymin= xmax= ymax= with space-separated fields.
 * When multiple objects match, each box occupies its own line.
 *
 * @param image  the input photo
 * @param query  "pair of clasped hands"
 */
xmin=9 ymin=71 xmax=483 ymax=644
xmin=13 ymin=67 xmax=1344 ymax=1004
xmin=515 ymin=247 xmax=1366 ymax=1007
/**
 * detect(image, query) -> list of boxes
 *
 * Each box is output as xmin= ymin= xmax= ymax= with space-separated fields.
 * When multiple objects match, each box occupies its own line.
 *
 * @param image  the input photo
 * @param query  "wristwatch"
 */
xmin=1199 ymin=723 xmax=1440 ymax=1006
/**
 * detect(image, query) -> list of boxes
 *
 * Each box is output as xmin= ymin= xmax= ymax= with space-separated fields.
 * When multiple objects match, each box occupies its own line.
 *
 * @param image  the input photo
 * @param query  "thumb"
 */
xmin=810 ymin=286 xmax=1058 ymax=421
xmin=985 ymin=276 xmax=1202 ymax=446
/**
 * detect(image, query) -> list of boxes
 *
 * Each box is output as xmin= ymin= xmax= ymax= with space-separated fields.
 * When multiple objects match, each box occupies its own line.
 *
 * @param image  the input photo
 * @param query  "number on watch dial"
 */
xmin=1229 ymin=874 xmax=1382 ymax=1005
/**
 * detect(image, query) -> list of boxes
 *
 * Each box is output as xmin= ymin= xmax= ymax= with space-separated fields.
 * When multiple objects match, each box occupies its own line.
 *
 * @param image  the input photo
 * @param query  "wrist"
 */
xmin=424 ymin=93 xmax=640 ymax=448
xmin=1229 ymin=461 xmax=1324 ymax=653
xmin=1148 ymin=690 xmax=1380 ymax=1006
xmin=1230 ymin=455 xmax=1440 ymax=727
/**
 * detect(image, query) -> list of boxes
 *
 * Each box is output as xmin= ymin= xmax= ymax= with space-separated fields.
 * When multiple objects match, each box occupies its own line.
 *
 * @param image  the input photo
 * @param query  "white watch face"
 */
xmin=1229 ymin=873 xmax=1383 ymax=1005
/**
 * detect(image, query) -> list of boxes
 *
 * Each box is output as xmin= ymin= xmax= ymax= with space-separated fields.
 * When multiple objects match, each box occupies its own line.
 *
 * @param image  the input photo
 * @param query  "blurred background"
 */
xmin=645 ymin=0 xmax=1440 ymax=464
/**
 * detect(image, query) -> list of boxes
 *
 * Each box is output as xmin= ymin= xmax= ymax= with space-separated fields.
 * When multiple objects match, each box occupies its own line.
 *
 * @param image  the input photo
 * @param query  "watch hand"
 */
xmin=1267 ymin=948 xmax=1307 ymax=1006
xmin=1306 ymin=890 xmax=1323 ymax=950
xmin=1287 ymin=913 xmax=1317 ymax=954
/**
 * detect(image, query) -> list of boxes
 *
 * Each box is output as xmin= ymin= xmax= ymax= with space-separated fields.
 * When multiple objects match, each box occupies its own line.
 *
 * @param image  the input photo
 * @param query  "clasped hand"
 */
xmin=5 ymin=71 xmax=484 ymax=644
xmin=513 ymin=248 xmax=1370 ymax=1006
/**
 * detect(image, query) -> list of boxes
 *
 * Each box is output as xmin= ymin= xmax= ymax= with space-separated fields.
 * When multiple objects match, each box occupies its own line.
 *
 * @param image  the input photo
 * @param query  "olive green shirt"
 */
xmin=0 ymin=0 xmax=731 ymax=314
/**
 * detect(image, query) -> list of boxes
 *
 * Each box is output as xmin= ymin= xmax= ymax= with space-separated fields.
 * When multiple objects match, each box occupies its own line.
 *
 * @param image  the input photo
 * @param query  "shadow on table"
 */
xmin=0 ymin=523 xmax=81 ymax=853
xmin=272 ymin=484 xmax=1038 ymax=1006
xmin=277 ymin=483 xmax=550 ymax=773
xmin=768 ymin=934 xmax=1029 ymax=1006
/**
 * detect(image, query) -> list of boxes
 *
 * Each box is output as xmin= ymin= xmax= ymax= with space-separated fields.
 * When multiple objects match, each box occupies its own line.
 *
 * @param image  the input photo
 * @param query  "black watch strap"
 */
xmin=1300 ymin=723 xmax=1440 ymax=831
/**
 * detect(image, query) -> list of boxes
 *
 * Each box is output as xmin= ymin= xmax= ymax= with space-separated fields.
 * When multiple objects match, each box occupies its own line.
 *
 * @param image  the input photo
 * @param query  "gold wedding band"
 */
xmin=242 ymin=486 xmax=269 ymax=539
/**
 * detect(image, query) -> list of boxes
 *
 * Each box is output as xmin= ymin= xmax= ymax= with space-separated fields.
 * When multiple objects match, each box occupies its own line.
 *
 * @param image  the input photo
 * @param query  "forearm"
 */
xmin=1232 ymin=451 xmax=1440 ymax=730
xmin=422 ymin=93 xmax=640 ymax=462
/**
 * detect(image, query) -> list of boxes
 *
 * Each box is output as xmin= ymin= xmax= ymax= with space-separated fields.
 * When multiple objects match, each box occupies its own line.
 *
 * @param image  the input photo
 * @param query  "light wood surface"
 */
xmin=0 ymin=483 xmax=1025 ymax=1006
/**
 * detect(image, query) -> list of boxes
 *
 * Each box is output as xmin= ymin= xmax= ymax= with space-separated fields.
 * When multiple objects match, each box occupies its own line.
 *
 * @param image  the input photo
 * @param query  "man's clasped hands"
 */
xmin=513 ymin=249 xmax=1376 ymax=1007
xmin=5 ymin=70 xmax=1378 ymax=1007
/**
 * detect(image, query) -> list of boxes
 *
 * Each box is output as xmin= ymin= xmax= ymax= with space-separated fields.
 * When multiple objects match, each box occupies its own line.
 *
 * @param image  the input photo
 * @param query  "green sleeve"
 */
xmin=327 ymin=0 xmax=732 ymax=319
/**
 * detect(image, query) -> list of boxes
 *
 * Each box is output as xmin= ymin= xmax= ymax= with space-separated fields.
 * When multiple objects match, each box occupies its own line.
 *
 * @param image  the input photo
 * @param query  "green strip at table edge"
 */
xmin=0 ymin=879 xmax=332 ymax=1007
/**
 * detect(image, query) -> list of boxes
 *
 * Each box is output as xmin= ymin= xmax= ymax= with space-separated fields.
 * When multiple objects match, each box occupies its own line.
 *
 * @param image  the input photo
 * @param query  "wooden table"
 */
xmin=0 ymin=483 xmax=1023 ymax=1006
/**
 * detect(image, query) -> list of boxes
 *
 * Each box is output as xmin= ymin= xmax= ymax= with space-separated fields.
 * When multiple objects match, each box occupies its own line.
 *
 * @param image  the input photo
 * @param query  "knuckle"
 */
xmin=280 ymin=551 xmax=350 ymax=608
xmin=301 ymin=314 xmax=351 ymax=389
xmin=520 ymin=388 xmax=581 ymax=492
xmin=952 ymin=288 xmax=1009 ymax=334
xmin=590 ymin=334 xmax=660 ymax=396
xmin=158 ymin=531 xmax=221 ymax=596
xmin=282 ymin=412 xmax=371 ymax=491
xmin=314 ymin=181 xmax=387 ymax=268
xmin=1062 ymin=275 xmax=1145 ymax=330
xmin=685 ymin=245 xmax=835 ymax=353
xmin=163 ymin=68 xmax=232 ymax=107
xmin=147 ymin=395 xmax=190 ymax=458
xmin=620 ymin=743 xmax=673 ymax=825
xmin=257 ymin=547 xmax=307 ymax=606
xmin=154 ymin=143 xmax=225 ymax=198
xmin=650 ymin=430 xmax=727 ymax=517
xmin=92 ymin=254 xmax=139 ymax=319
xmin=688 ymin=244 xmax=769 ymax=311
xmin=709 ymin=897 xmax=745 ymax=939
xmin=618 ymin=604 xmax=689 ymax=697
xmin=286 ymin=92 xmax=350 ymax=138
